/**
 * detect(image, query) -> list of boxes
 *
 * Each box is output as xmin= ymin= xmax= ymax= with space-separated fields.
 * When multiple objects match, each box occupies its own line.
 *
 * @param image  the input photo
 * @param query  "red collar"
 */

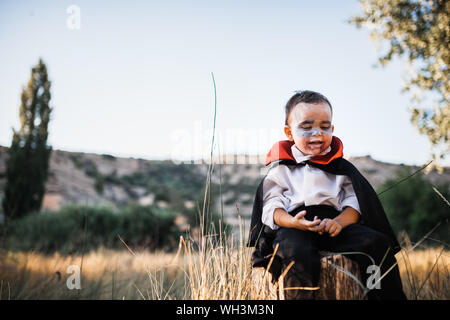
xmin=265 ymin=136 xmax=344 ymax=166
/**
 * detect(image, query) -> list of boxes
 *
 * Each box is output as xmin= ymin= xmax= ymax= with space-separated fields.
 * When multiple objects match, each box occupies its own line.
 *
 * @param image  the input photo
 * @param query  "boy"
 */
xmin=247 ymin=90 xmax=406 ymax=300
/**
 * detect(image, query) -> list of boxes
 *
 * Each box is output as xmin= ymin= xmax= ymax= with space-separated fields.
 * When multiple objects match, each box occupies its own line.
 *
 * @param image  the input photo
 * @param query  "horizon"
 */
xmin=1 ymin=141 xmax=445 ymax=170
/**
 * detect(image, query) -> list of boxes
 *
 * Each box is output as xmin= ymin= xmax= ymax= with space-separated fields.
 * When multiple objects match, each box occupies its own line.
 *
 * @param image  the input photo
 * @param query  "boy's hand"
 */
xmin=315 ymin=218 xmax=343 ymax=237
xmin=289 ymin=210 xmax=322 ymax=232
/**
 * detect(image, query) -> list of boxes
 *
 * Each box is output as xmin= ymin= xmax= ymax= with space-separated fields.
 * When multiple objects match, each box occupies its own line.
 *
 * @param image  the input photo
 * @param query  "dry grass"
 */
xmin=397 ymin=245 xmax=450 ymax=299
xmin=0 ymin=248 xmax=186 ymax=299
xmin=0 ymin=237 xmax=448 ymax=300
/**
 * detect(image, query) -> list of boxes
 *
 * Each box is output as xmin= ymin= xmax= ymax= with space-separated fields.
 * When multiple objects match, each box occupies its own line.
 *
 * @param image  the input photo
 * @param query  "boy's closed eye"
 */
xmin=297 ymin=120 xmax=332 ymax=131
xmin=298 ymin=120 xmax=331 ymax=126
xmin=300 ymin=126 xmax=331 ymax=130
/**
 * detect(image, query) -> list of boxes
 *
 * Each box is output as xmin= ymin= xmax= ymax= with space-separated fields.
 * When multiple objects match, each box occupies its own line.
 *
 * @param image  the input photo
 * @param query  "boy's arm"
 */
xmin=262 ymin=170 xmax=291 ymax=230
xmin=273 ymin=208 xmax=294 ymax=228
xmin=316 ymin=206 xmax=360 ymax=237
xmin=334 ymin=206 xmax=360 ymax=228
xmin=316 ymin=176 xmax=361 ymax=236
xmin=273 ymin=208 xmax=322 ymax=231
xmin=339 ymin=176 xmax=361 ymax=224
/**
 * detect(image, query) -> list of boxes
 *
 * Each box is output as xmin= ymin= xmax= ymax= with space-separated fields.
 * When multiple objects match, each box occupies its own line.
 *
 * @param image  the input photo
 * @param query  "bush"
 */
xmin=377 ymin=168 xmax=450 ymax=245
xmin=119 ymin=205 xmax=177 ymax=250
xmin=2 ymin=204 xmax=178 ymax=254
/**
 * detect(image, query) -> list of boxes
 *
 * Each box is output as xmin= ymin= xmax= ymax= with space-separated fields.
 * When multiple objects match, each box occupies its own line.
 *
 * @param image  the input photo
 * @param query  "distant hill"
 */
xmin=0 ymin=145 xmax=449 ymax=235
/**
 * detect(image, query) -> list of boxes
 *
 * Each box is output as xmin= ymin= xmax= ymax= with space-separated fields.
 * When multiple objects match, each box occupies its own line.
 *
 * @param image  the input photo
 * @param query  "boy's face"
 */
xmin=284 ymin=102 xmax=334 ymax=156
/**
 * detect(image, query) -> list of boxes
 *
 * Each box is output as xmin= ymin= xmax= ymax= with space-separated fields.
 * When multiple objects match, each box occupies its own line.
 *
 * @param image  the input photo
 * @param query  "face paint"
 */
xmin=292 ymin=104 xmax=333 ymax=138
xmin=294 ymin=126 xmax=333 ymax=138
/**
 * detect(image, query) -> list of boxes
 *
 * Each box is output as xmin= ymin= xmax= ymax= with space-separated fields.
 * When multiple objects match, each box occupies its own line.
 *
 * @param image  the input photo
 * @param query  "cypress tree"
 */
xmin=2 ymin=58 xmax=53 ymax=220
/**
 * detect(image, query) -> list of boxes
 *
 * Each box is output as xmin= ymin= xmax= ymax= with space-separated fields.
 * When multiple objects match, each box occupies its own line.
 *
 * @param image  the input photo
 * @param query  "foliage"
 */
xmin=118 ymin=161 xmax=207 ymax=211
xmin=349 ymin=0 xmax=449 ymax=171
xmin=79 ymin=158 xmax=105 ymax=194
xmin=2 ymin=58 xmax=53 ymax=220
xmin=377 ymin=167 xmax=450 ymax=244
xmin=1 ymin=201 xmax=228 ymax=254
xmin=1 ymin=205 xmax=179 ymax=254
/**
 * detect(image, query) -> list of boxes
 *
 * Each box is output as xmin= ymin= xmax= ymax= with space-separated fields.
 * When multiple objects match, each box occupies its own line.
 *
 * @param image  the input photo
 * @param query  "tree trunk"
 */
xmin=250 ymin=252 xmax=366 ymax=300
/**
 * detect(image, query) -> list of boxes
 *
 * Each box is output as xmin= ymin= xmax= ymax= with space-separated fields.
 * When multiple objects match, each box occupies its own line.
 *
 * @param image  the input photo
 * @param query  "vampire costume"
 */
xmin=247 ymin=136 xmax=406 ymax=300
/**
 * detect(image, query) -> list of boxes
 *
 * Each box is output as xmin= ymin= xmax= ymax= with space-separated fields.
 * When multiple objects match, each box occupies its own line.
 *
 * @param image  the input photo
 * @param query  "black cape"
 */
xmin=247 ymin=141 xmax=401 ymax=270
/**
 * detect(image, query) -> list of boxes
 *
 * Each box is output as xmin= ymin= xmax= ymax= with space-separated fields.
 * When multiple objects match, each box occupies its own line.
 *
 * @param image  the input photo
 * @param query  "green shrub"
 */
xmin=118 ymin=205 xmax=177 ymax=250
xmin=2 ymin=204 xmax=178 ymax=254
xmin=94 ymin=174 xmax=105 ymax=194
xmin=377 ymin=168 xmax=450 ymax=245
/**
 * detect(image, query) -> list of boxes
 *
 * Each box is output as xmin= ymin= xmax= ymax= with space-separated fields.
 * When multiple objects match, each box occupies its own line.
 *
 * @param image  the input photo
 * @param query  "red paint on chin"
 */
xmin=308 ymin=142 xmax=323 ymax=150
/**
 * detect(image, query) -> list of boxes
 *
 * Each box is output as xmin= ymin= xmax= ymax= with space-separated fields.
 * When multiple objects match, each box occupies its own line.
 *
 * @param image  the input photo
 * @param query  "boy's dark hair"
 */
xmin=285 ymin=90 xmax=333 ymax=126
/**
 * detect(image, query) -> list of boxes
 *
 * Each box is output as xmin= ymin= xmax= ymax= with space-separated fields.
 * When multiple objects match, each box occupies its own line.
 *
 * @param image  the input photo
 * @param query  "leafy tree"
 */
xmin=349 ymin=0 xmax=449 ymax=172
xmin=2 ymin=58 xmax=53 ymax=220
xmin=377 ymin=167 xmax=449 ymax=244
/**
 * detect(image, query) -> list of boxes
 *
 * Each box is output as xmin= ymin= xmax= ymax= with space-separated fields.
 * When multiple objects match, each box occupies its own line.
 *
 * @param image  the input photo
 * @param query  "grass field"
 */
xmin=0 ymin=236 xmax=448 ymax=300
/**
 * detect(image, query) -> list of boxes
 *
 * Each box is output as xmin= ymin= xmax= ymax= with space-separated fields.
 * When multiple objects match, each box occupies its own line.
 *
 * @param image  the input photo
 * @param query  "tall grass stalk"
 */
xmin=175 ymin=72 xmax=254 ymax=299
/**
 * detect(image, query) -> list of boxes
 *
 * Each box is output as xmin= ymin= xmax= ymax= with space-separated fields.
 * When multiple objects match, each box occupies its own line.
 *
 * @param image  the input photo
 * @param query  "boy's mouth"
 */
xmin=308 ymin=141 xmax=323 ymax=149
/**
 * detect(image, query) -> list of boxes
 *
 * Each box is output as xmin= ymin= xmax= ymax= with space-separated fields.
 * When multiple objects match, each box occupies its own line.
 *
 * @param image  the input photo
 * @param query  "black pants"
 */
xmin=270 ymin=204 xmax=406 ymax=300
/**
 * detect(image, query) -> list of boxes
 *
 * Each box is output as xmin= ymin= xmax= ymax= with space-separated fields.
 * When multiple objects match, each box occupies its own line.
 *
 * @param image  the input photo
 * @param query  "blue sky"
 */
xmin=0 ymin=0 xmax=444 ymax=166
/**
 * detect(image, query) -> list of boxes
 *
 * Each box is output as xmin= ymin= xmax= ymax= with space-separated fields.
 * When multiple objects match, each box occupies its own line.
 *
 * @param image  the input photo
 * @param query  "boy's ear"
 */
xmin=284 ymin=125 xmax=294 ymax=141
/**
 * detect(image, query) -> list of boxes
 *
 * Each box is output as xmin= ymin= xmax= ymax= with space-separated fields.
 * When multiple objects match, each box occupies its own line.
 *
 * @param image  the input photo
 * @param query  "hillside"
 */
xmin=0 ymin=145 xmax=449 ymax=235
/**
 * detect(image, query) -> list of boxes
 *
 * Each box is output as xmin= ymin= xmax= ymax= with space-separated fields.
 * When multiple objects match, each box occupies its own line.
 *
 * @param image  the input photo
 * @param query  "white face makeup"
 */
xmin=292 ymin=106 xmax=333 ymax=139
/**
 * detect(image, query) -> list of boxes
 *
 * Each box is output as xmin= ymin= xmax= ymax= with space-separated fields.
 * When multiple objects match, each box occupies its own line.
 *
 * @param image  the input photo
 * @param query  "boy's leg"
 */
xmin=272 ymin=227 xmax=321 ymax=300
xmin=324 ymin=224 xmax=407 ymax=300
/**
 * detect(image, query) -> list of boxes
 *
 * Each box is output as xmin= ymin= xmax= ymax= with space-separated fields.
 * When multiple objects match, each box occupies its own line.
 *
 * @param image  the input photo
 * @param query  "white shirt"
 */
xmin=262 ymin=144 xmax=361 ymax=230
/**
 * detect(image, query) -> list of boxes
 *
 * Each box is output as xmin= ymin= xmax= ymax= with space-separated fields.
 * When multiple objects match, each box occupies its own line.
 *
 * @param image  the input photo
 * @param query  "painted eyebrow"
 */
xmin=298 ymin=120 xmax=314 ymax=126
xmin=298 ymin=120 xmax=331 ymax=126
